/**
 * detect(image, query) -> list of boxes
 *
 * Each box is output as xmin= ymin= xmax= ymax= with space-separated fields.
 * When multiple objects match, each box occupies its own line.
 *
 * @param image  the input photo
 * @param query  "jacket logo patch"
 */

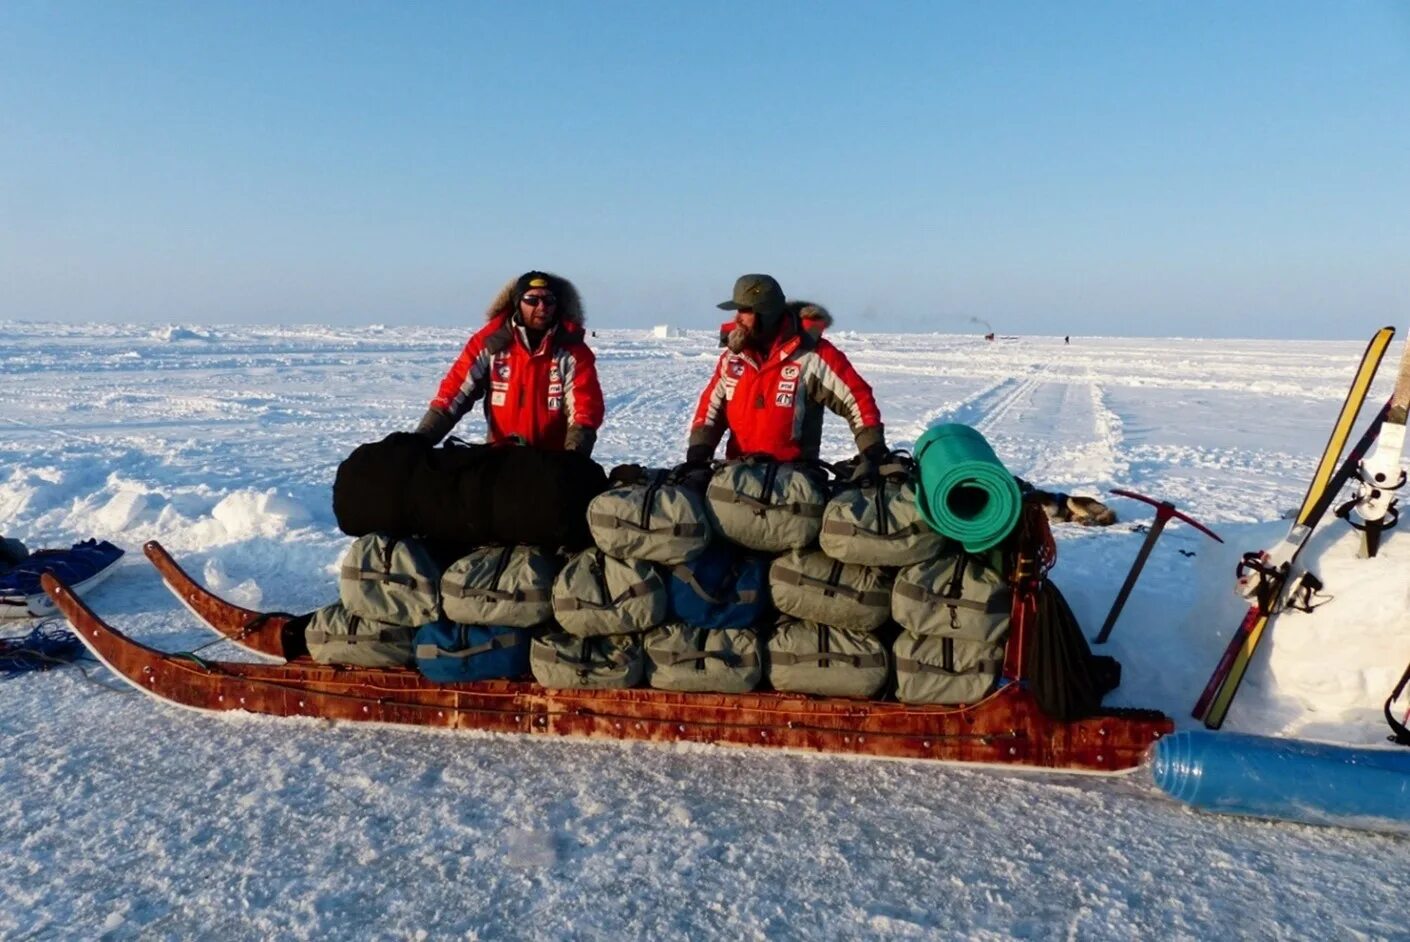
xmin=494 ymin=361 xmax=512 ymax=381
xmin=727 ymin=357 xmax=746 ymax=378
xmin=781 ymin=364 xmax=801 ymax=380
xmin=777 ymin=380 xmax=796 ymax=393
xmin=548 ymin=383 xmax=563 ymax=395
xmin=491 ymin=391 xmax=507 ymax=406
xmin=547 ymin=397 xmax=562 ymax=411
xmin=775 ymin=393 xmax=795 ymax=407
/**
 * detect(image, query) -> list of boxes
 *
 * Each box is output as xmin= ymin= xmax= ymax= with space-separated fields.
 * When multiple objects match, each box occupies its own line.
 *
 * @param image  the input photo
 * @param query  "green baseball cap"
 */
xmin=717 ymin=274 xmax=785 ymax=323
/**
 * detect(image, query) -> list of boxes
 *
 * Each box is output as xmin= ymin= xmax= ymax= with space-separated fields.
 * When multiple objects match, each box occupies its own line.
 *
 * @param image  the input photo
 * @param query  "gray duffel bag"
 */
xmin=553 ymin=549 xmax=668 ymax=637
xmin=769 ymin=548 xmax=893 ymax=633
xmin=587 ymin=467 xmax=713 ymax=565
xmin=530 ymin=631 xmax=644 ymax=690
xmin=643 ymin=624 xmax=762 ymax=694
xmin=893 ymin=632 xmax=1005 ymax=705
xmin=441 ymin=545 xmax=561 ymax=627
xmin=305 ymin=601 xmax=415 ymax=668
xmin=767 ymin=619 xmax=889 ymax=699
xmin=820 ymin=454 xmax=945 ymax=567
xmin=892 ymin=548 xmax=1011 ymax=643
xmin=705 ymin=458 xmax=829 ymax=553
xmin=339 ymin=532 xmax=442 ymax=627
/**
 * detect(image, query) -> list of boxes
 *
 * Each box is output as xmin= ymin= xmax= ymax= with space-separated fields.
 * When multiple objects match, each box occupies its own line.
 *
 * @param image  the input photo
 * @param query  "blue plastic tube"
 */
xmin=1150 ymin=730 xmax=1410 ymax=832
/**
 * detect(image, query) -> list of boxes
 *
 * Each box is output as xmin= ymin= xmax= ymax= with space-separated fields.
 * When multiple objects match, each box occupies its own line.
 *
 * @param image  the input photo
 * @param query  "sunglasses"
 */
xmin=521 ymin=295 xmax=557 ymax=308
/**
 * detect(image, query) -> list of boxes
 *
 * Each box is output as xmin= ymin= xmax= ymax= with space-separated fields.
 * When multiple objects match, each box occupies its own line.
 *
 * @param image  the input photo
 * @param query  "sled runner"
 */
xmin=53 ymin=540 xmax=1177 ymax=774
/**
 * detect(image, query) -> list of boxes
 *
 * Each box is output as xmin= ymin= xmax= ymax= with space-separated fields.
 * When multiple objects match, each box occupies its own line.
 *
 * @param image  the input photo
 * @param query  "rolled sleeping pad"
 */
xmin=1150 ymin=729 xmax=1410 ymax=834
xmin=913 ymin=423 xmax=1022 ymax=553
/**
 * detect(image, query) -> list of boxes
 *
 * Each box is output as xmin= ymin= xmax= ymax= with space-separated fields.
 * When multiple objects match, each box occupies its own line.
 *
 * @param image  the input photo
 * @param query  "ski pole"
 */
xmin=1094 ymin=489 xmax=1223 ymax=644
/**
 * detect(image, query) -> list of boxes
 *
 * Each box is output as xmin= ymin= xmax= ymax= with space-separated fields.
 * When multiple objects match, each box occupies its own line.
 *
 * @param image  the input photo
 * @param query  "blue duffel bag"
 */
xmin=667 ymin=544 xmax=769 ymax=630
xmin=412 ymin=619 xmax=531 ymax=683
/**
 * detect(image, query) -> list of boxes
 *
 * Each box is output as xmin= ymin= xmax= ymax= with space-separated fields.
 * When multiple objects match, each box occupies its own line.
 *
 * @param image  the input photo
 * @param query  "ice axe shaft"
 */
xmin=1094 ymin=489 xmax=1223 ymax=645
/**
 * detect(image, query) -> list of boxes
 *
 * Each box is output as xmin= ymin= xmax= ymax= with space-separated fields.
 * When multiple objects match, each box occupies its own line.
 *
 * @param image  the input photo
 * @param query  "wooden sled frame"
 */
xmin=41 ymin=532 xmax=1172 ymax=774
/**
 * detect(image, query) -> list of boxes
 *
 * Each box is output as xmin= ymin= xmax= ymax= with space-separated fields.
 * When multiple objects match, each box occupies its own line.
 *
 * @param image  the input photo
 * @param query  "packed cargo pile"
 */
xmin=318 ymin=445 xmax=1017 ymax=706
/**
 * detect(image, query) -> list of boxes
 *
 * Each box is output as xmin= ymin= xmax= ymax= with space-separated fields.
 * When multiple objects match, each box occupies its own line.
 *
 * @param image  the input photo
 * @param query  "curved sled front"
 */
xmin=143 ymin=541 xmax=291 ymax=659
xmin=44 ymin=572 xmax=1170 ymax=773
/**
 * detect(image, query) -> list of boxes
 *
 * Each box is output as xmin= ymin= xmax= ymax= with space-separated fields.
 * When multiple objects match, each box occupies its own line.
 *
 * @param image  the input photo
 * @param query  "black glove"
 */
xmin=861 ymin=442 xmax=889 ymax=466
xmin=684 ymin=444 xmax=714 ymax=467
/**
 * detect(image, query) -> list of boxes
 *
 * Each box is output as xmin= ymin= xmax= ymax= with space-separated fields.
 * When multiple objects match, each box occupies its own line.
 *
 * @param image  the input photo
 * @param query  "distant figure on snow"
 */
xmin=1064 ymin=335 xmax=1070 ymax=344
xmin=415 ymin=271 xmax=604 ymax=455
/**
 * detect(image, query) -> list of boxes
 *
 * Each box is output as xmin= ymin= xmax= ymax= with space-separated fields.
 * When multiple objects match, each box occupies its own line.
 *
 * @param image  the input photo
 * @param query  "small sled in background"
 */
xmin=0 ymin=539 xmax=125 ymax=619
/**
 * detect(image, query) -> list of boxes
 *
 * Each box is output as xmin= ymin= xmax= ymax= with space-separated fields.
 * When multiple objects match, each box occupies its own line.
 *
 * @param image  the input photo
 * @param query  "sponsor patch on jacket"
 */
xmin=549 ymin=365 xmax=562 ymax=383
xmin=494 ymin=361 xmax=512 ymax=380
xmin=727 ymin=357 xmax=746 ymax=378
xmin=491 ymin=391 xmax=507 ymax=406
xmin=548 ymin=382 xmax=563 ymax=395
xmin=547 ymin=397 xmax=562 ymax=411
xmin=775 ymin=393 xmax=795 ymax=407
xmin=777 ymin=380 xmax=796 ymax=393
xmin=781 ymin=364 xmax=801 ymax=380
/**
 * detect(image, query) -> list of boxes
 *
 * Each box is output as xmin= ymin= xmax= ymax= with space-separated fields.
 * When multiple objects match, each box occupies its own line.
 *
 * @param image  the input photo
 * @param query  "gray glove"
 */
xmin=414 ymin=407 xmax=455 ymax=445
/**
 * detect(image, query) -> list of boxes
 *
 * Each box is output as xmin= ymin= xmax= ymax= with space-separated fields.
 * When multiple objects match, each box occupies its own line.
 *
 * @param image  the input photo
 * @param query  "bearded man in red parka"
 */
xmin=416 ymin=271 xmax=604 ymax=455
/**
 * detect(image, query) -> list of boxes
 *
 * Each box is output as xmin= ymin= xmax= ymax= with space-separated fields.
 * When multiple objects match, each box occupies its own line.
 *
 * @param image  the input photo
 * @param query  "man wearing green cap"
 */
xmin=687 ymin=274 xmax=886 ymax=464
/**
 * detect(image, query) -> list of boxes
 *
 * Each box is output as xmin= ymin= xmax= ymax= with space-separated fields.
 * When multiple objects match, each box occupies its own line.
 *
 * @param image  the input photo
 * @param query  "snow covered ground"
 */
xmin=2 ymin=322 xmax=1408 ymax=940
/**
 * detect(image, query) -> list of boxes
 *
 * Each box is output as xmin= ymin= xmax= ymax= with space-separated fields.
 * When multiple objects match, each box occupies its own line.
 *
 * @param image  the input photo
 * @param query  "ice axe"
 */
xmin=1094 ymin=488 xmax=1223 ymax=644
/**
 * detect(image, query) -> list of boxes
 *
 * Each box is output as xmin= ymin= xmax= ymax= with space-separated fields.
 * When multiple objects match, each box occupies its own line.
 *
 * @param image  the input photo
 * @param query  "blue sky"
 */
xmin=2 ymin=1 xmax=1407 ymax=337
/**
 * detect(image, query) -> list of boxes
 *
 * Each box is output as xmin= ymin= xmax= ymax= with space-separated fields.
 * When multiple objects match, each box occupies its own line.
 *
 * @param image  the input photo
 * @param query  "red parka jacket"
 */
xmin=420 ymin=274 xmax=603 ymax=453
xmin=690 ymin=304 xmax=883 ymax=462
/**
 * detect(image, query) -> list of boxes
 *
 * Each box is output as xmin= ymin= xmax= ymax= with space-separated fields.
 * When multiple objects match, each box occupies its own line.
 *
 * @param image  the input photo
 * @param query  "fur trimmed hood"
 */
xmin=484 ymin=271 xmax=585 ymax=326
xmin=794 ymin=301 xmax=832 ymax=339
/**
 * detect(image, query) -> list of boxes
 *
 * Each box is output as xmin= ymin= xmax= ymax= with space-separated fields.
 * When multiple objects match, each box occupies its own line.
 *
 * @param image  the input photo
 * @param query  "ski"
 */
xmin=1194 ymin=326 xmax=1395 ymax=728
xmin=1340 ymin=337 xmax=1410 ymax=557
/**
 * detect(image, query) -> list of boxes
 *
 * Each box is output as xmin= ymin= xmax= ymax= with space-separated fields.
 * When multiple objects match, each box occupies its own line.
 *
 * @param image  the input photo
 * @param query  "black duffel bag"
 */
xmin=333 ymin=435 xmax=608 ymax=550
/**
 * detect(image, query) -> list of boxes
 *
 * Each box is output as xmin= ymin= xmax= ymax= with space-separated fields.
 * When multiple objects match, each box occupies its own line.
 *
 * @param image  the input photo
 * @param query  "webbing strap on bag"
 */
xmin=416 ymin=632 xmax=523 ymax=661
xmin=308 ymin=625 xmax=408 ymax=645
xmin=770 ymin=650 xmax=886 ymax=669
xmin=665 ymin=649 xmax=759 ymax=669
xmin=895 ymin=657 xmax=1003 ymax=677
xmin=443 ymin=583 xmax=551 ymax=602
xmin=670 ymin=565 xmax=758 ymax=606
xmin=821 ymin=519 xmax=932 ymax=540
xmin=771 ymin=566 xmax=890 ymax=607
xmin=586 ymin=512 xmax=707 ymax=537
xmin=706 ymin=485 xmax=825 ymax=517
xmin=892 ymin=582 xmax=992 ymax=612
xmin=340 ymin=567 xmax=436 ymax=593
xmin=555 ymin=576 xmax=660 ymax=611
xmin=550 ymin=644 xmax=632 ymax=669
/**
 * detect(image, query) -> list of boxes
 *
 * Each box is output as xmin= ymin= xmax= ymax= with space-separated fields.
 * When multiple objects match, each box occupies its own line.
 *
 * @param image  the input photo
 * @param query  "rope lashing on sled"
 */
xmin=0 ymin=622 xmax=91 ymax=676
xmin=914 ymin=424 xmax=1022 ymax=552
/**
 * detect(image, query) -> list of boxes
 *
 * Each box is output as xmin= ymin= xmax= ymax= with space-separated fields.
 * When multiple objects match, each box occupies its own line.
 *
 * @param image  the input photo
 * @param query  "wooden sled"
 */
xmin=40 ymin=536 xmax=1173 ymax=775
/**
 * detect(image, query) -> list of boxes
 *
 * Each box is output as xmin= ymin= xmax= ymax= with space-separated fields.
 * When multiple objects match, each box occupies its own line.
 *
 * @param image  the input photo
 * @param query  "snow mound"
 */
xmin=94 ymin=489 xmax=155 ymax=531
xmin=209 ymin=489 xmax=313 ymax=540
xmin=150 ymin=325 xmax=213 ymax=342
xmin=1179 ymin=519 xmax=1410 ymax=744
xmin=201 ymin=557 xmax=264 ymax=609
